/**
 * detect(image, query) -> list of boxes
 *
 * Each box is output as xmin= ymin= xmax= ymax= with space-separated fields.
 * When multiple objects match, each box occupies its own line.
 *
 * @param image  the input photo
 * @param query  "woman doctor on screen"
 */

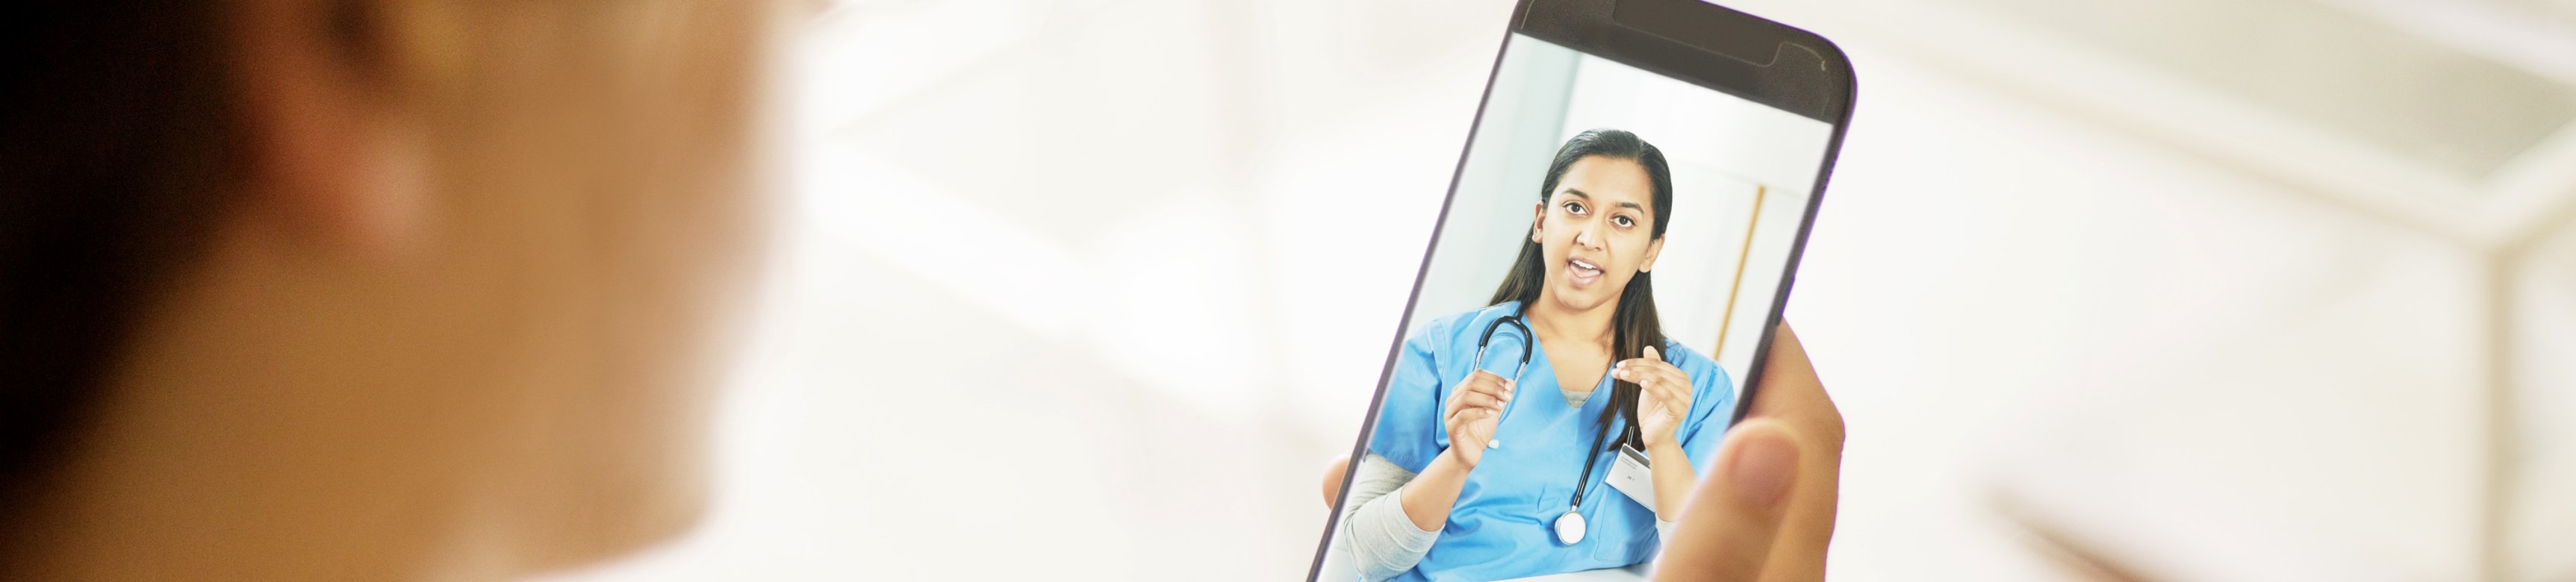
xmin=1341 ymin=128 xmax=1735 ymax=581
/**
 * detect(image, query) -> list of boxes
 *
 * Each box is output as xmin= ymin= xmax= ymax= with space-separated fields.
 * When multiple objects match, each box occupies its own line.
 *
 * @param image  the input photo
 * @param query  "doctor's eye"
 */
xmin=1563 ymin=201 xmax=1587 ymax=215
xmin=1612 ymin=215 xmax=1635 ymax=228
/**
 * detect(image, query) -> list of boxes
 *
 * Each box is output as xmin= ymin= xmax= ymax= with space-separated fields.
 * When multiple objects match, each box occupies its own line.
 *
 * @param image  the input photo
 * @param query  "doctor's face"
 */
xmin=1532 ymin=155 xmax=1664 ymax=315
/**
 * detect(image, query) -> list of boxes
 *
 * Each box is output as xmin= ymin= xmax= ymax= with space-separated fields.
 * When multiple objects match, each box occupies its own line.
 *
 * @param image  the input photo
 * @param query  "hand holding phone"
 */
xmin=1654 ymin=323 xmax=1841 ymax=582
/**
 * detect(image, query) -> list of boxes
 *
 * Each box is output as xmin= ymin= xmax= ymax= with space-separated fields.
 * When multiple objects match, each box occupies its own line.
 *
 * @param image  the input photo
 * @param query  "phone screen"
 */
xmin=1313 ymin=27 xmax=1841 ymax=582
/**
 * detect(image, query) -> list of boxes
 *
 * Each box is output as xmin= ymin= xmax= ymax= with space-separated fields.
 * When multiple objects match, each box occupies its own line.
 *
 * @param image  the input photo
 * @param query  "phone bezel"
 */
xmin=1308 ymin=0 xmax=1856 ymax=578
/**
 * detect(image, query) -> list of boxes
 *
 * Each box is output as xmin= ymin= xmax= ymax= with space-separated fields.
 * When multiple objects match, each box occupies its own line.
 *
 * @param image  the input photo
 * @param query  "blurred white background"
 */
xmin=546 ymin=0 xmax=2576 ymax=580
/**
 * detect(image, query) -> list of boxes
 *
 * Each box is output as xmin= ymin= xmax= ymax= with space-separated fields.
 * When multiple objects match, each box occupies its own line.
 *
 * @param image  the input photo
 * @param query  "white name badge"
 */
xmin=1607 ymin=445 xmax=1655 ymax=509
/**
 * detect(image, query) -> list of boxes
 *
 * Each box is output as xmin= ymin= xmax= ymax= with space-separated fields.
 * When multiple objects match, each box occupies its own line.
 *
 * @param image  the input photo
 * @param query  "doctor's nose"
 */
xmin=1572 ymin=224 xmax=1600 ymax=249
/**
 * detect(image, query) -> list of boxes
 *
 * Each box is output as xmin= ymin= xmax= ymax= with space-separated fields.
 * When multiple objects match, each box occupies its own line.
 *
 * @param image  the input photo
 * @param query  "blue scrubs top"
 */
xmin=1369 ymin=301 xmax=1735 ymax=582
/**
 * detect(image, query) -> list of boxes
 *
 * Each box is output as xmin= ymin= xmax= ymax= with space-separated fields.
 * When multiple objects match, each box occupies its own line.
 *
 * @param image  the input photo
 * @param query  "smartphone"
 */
xmin=1309 ymin=1 xmax=1854 ymax=580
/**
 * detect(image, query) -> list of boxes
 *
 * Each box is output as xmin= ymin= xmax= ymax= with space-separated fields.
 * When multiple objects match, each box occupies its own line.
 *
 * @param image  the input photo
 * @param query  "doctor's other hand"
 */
xmin=1443 ymin=369 xmax=1514 ymax=468
xmin=1653 ymin=323 xmax=1842 ymax=582
xmin=1617 ymin=345 xmax=1693 ymax=448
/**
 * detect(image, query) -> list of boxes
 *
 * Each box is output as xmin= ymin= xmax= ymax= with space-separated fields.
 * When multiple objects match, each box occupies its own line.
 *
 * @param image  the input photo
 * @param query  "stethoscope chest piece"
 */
xmin=1554 ymin=509 xmax=1586 ymax=545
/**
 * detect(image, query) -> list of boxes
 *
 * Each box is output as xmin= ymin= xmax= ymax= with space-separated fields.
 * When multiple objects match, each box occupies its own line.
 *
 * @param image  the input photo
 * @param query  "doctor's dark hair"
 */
xmin=0 ymin=1 xmax=237 ymax=531
xmin=1487 ymin=128 xmax=1673 ymax=450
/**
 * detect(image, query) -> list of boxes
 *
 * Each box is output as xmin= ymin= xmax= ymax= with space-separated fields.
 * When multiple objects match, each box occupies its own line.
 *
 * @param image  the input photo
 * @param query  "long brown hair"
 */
xmin=1488 ymin=128 xmax=1673 ymax=451
xmin=0 ymin=1 xmax=238 ymax=525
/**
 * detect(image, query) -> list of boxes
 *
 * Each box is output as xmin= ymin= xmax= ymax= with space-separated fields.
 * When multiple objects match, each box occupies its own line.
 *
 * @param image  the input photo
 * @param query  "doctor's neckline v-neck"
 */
xmin=1524 ymin=339 xmax=1614 ymax=408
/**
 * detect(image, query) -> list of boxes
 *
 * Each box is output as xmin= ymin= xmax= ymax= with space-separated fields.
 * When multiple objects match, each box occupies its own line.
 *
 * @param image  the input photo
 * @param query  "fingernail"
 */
xmin=1728 ymin=431 xmax=1799 ymax=509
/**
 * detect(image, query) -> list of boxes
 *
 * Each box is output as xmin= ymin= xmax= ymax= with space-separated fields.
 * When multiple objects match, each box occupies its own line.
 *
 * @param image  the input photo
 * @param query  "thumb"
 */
xmin=1652 ymin=419 xmax=1801 ymax=581
xmin=1643 ymin=345 xmax=1661 ymax=362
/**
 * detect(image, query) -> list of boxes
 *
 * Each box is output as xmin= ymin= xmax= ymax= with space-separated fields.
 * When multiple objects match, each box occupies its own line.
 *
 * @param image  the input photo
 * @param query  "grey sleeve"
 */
xmin=1339 ymin=454 xmax=1442 ymax=581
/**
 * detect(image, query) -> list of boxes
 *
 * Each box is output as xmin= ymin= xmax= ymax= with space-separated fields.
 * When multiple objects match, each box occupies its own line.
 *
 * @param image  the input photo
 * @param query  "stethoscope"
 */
xmin=1469 ymin=313 xmax=1634 ymax=546
xmin=1471 ymin=314 xmax=1534 ymax=451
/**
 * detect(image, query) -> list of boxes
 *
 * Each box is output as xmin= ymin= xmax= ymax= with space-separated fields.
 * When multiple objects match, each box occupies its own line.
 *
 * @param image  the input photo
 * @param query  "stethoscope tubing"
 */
xmin=1469 ymin=310 xmax=1643 ymax=545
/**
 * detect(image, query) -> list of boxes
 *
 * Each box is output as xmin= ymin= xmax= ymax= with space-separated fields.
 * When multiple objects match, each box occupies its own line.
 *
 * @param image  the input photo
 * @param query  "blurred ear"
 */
xmin=230 ymin=0 xmax=429 ymax=257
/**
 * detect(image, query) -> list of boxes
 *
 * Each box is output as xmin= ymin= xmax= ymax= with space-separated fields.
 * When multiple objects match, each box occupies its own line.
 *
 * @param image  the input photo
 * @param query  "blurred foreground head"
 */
xmin=1 ymin=0 xmax=780 ymax=577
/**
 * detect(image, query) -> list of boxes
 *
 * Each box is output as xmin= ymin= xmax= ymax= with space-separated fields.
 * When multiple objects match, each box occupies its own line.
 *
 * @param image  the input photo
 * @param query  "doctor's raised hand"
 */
xmin=1651 ymin=323 xmax=1842 ymax=582
xmin=1444 ymin=370 xmax=1515 ymax=466
xmin=1620 ymin=344 xmax=1702 ymax=520
xmin=1620 ymin=345 xmax=1693 ymax=448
